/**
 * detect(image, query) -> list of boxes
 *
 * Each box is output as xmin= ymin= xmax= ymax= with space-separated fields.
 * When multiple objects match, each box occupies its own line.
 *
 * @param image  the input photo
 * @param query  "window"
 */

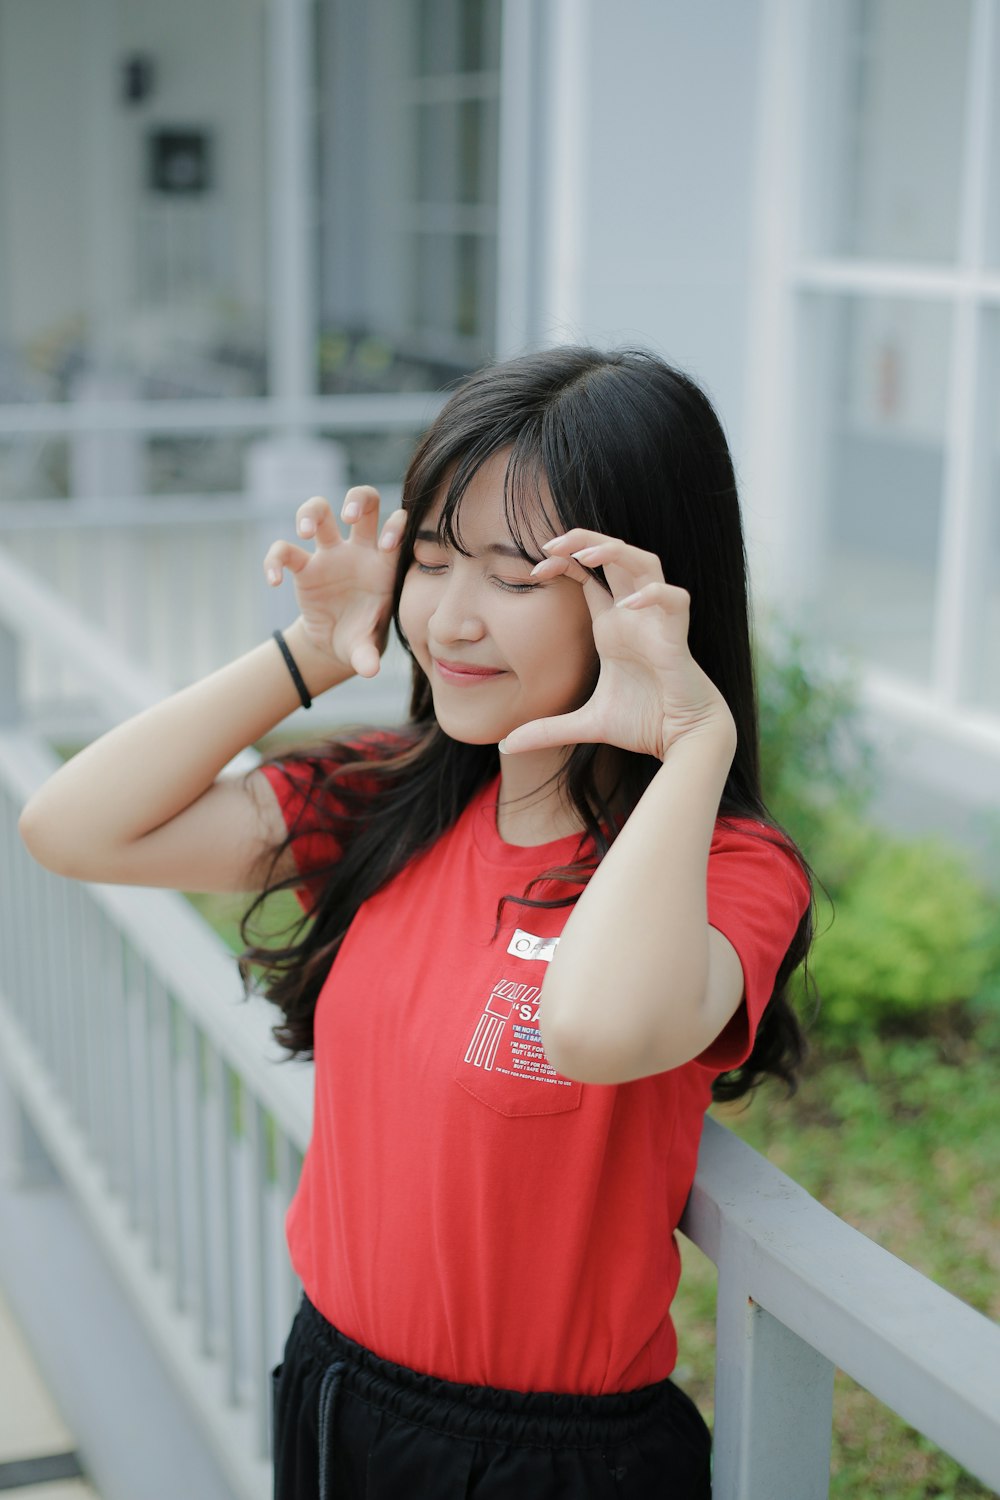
xmin=316 ymin=0 xmax=502 ymax=397
xmin=793 ymin=0 xmax=1000 ymax=716
xmin=0 ymin=0 xmax=268 ymax=498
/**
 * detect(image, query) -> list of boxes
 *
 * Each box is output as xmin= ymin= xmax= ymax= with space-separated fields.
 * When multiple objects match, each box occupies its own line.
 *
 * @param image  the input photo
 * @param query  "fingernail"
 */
xmin=542 ymin=535 xmax=567 ymax=551
xmin=572 ymin=547 xmax=600 ymax=563
xmin=267 ymin=568 xmax=280 ymax=585
xmin=299 ymin=517 xmax=315 ymax=536
xmin=497 ymin=738 xmax=508 ymax=754
xmin=342 ymin=501 xmax=359 ymax=520
xmin=616 ymin=591 xmax=643 ymax=608
xmin=529 ymin=560 xmax=548 ymax=576
xmin=378 ymin=530 xmax=398 ymax=550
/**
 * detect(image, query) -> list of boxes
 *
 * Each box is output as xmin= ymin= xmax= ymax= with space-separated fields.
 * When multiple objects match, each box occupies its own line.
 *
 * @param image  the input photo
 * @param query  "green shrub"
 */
xmin=755 ymin=620 xmax=876 ymax=860
xmin=801 ymin=829 xmax=998 ymax=1036
xmin=754 ymin=619 xmax=1000 ymax=1042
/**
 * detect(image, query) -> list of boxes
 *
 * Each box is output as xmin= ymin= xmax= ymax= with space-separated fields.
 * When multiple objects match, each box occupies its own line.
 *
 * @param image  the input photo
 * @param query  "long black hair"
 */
xmin=241 ymin=346 xmax=815 ymax=1101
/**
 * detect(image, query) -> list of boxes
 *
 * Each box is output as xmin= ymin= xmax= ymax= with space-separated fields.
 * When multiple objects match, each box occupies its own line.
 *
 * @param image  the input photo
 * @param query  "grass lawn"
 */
xmin=188 ymin=889 xmax=999 ymax=1498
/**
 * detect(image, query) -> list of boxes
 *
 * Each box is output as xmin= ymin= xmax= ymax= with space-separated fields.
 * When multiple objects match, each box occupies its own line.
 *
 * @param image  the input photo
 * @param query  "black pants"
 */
xmin=271 ymin=1297 xmax=712 ymax=1499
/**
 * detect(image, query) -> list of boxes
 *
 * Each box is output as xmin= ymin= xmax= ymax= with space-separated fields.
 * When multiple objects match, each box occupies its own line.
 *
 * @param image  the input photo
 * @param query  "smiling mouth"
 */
xmin=432 ymin=658 xmax=506 ymax=680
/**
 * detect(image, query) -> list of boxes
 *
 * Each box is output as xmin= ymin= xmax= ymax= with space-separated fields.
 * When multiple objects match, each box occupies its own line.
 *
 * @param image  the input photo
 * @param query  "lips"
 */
xmin=432 ymin=658 xmax=505 ymax=680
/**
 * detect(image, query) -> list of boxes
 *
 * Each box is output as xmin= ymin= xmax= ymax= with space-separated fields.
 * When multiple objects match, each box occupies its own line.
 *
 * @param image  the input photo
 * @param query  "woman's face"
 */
xmin=398 ymin=451 xmax=599 ymax=747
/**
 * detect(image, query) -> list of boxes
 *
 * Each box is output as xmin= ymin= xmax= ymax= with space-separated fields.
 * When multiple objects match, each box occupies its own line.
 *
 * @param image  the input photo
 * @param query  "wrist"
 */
xmin=659 ymin=715 xmax=737 ymax=775
xmin=281 ymin=617 xmax=355 ymax=698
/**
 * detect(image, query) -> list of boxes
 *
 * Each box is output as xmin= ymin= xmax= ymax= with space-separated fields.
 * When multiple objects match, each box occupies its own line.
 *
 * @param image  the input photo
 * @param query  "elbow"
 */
xmin=539 ymin=1010 xmax=677 ymax=1086
xmin=19 ymin=799 xmax=80 ymax=877
xmin=539 ymin=986 xmax=710 ymax=1085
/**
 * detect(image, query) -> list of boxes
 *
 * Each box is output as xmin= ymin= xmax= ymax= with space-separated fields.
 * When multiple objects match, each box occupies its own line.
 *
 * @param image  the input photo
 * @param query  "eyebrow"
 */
xmin=414 ymin=528 xmax=538 ymax=563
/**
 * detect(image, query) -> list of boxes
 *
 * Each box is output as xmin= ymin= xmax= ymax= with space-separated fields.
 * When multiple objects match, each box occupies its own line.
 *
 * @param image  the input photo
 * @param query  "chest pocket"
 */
xmin=453 ymin=960 xmax=583 ymax=1119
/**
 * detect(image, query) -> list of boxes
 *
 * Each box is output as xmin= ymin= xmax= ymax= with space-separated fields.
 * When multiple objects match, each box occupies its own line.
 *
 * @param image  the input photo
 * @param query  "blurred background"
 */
xmin=0 ymin=0 xmax=997 ymax=851
xmin=0 ymin=3 xmax=998 ymax=1499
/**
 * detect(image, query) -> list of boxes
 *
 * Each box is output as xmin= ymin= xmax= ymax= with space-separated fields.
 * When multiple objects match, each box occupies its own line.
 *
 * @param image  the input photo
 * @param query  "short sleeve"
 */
xmin=696 ymin=819 xmax=811 ymax=1074
xmin=259 ymin=759 xmax=346 ymax=912
xmin=259 ymin=731 xmax=407 ymax=912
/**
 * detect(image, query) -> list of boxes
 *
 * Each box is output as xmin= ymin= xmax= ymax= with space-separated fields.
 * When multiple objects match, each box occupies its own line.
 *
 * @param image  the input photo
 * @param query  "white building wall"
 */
xmin=534 ymin=0 xmax=764 ymax=472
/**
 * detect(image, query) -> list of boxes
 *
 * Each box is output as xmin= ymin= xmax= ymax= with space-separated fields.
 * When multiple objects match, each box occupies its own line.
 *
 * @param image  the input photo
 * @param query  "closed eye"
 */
xmin=413 ymin=560 xmax=540 ymax=594
xmin=494 ymin=579 xmax=540 ymax=594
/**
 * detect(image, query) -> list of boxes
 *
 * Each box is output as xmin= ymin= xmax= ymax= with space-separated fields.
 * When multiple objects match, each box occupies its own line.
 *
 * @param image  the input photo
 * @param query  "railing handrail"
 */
xmin=681 ymin=1118 xmax=1000 ymax=1485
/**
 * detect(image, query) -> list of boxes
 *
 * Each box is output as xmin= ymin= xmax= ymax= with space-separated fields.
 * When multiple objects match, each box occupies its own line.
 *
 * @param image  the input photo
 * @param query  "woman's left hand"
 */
xmin=498 ymin=529 xmax=738 ymax=762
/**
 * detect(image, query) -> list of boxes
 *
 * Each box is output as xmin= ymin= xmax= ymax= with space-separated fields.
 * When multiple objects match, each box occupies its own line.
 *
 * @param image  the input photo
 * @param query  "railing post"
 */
xmin=0 ymin=616 xmax=19 ymax=725
xmin=0 ymin=1069 xmax=57 ymax=1189
xmin=712 ymin=1233 xmax=835 ymax=1500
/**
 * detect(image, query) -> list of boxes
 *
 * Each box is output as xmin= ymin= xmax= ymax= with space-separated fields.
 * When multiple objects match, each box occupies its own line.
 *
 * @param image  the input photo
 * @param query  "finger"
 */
xmin=296 ymin=496 xmax=343 ymax=548
xmin=377 ymin=506 xmax=408 ymax=552
xmin=263 ymin=539 xmax=312 ymax=585
xmin=528 ymin=554 xmax=615 ymax=621
xmin=349 ymin=639 xmax=382 ymax=679
xmin=616 ymin=581 xmax=691 ymax=614
xmin=542 ymin=532 xmax=663 ymax=597
xmin=340 ymin=485 xmax=382 ymax=547
xmin=499 ymin=707 xmax=595 ymax=757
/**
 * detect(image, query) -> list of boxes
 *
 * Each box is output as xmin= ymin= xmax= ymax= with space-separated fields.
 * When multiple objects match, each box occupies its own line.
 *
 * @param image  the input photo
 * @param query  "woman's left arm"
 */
xmin=499 ymin=528 xmax=746 ymax=1084
xmin=539 ymin=726 xmax=744 ymax=1083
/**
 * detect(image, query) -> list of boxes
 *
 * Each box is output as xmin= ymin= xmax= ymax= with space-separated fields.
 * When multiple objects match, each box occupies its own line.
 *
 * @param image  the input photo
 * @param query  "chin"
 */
xmin=435 ymin=714 xmax=510 ymax=747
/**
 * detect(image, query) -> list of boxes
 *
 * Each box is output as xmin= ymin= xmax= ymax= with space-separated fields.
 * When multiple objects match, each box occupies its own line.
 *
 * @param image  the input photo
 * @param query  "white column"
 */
xmin=267 ymin=0 xmax=318 ymax=420
xmin=257 ymin=0 xmax=344 ymax=631
xmin=740 ymin=0 xmax=813 ymax=608
xmin=537 ymin=0 xmax=590 ymax=342
xmin=931 ymin=0 xmax=995 ymax=706
xmin=495 ymin=0 xmax=544 ymax=356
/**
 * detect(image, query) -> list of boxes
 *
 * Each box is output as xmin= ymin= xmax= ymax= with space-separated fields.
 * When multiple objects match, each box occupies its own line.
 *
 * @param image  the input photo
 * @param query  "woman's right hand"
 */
xmin=263 ymin=488 xmax=406 ymax=679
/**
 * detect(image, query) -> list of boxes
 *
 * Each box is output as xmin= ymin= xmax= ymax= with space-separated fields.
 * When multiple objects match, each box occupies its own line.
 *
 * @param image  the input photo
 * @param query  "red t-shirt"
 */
xmin=261 ymin=753 xmax=809 ymax=1395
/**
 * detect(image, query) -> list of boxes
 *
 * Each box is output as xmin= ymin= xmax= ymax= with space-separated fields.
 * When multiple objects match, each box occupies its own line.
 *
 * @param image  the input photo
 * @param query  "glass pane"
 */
xmin=417 ymin=99 xmax=499 ymax=206
xmin=805 ymin=0 xmax=970 ymax=262
xmin=0 ymin=429 xmax=257 ymax=502
xmin=0 ymin=0 xmax=268 ymax=404
xmin=805 ymin=295 xmax=952 ymax=686
xmin=317 ymin=0 xmax=500 ymax=393
xmin=0 ymin=437 xmax=70 ymax=501
xmin=319 ymin=428 xmax=421 ymax=490
xmin=416 ymin=0 xmax=501 ymax=75
xmin=459 ymin=0 xmax=501 ymax=72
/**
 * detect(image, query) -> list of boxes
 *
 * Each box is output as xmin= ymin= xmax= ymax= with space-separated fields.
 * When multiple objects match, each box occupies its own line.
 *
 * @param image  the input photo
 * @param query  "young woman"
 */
xmin=20 ymin=347 xmax=814 ymax=1499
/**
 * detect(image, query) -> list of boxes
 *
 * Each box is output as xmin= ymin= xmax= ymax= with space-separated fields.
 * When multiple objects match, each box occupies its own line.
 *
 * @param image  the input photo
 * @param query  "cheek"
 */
xmin=397 ymin=573 xmax=425 ymax=646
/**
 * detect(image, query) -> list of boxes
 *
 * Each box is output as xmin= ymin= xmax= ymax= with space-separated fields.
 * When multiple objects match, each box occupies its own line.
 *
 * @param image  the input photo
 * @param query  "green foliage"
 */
xmin=756 ymin=621 xmax=876 ymax=855
xmin=754 ymin=618 xmax=1000 ymax=1042
xmin=804 ymin=832 xmax=999 ymax=1033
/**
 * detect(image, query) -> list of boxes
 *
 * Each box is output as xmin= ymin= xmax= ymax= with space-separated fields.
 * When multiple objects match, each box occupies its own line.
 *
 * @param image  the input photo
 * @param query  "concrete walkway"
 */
xmin=0 ymin=1287 xmax=100 ymax=1500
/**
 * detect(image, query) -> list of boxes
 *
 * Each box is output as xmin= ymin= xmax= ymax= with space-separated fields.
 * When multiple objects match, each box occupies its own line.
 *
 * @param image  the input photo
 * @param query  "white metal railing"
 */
xmin=0 ymin=550 xmax=998 ymax=1498
xmin=0 ymin=503 xmax=411 ymax=732
xmin=0 ymin=732 xmax=308 ymax=1500
xmin=0 ymin=495 xmax=281 ymax=696
xmin=682 ymin=1120 xmax=1000 ymax=1496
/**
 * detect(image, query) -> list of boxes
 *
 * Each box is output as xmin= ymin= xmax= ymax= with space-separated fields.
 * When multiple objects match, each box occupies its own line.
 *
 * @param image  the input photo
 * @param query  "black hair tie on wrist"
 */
xmin=273 ymin=629 xmax=313 ymax=709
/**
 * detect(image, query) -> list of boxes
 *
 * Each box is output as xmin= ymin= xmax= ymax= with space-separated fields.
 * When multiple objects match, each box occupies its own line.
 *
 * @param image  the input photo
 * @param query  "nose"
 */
xmin=427 ymin=567 xmax=487 ymax=646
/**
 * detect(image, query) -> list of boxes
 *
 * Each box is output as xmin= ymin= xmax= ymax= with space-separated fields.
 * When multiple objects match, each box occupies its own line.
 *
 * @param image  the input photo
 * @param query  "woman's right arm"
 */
xmin=18 ymin=490 xmax=405 ymax=892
